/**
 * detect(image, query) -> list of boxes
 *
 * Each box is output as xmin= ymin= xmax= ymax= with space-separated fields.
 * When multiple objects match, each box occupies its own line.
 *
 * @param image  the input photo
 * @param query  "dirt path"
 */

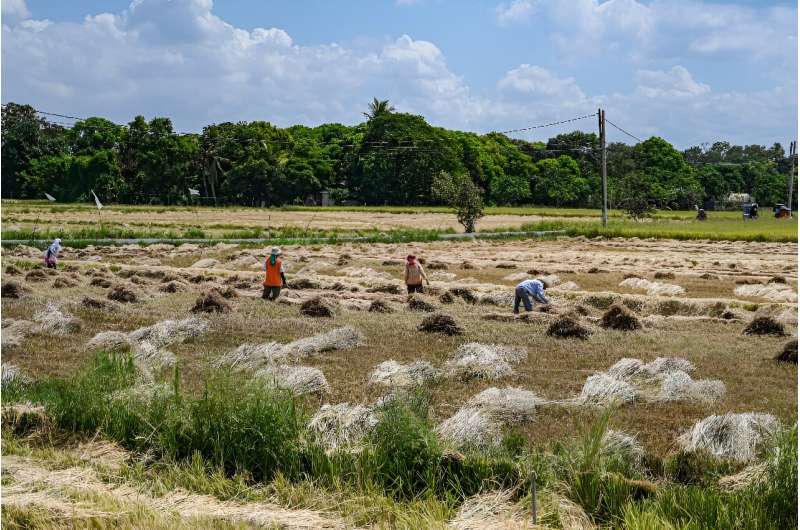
xmin=2 ymin=455 xmax=350 ymax=529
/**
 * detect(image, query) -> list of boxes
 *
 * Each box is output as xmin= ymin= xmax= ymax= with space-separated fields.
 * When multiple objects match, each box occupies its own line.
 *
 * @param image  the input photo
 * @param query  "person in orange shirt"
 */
xmin=262 ymin=247 xmax=287 ymax=300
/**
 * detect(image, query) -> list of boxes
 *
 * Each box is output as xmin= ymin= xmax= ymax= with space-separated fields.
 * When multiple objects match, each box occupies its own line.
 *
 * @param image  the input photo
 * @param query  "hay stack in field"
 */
xmin=546 ymin=316 xmax=590 ymax=339
xmin=368 ymin=299 xmax=394 ymax=313
xmin=33 ymin=303 xmax=81 ymax=335
xmin=282 ymin=326 xmax=363 ymax=357
xmin=288 ymin=277 xmax=321 ymax=290
xmin=24 ymin=269 xmax=49 ymax=282
xmin=555 ymin=280 xmax=579 ymax=291
xmin=445 ymin=343 xmax=526 ymax=381
xmin=108 ymin=283 xmax=138 ymax=303
xmin=448 ymin=489 xmax=532 ymax=530
xmin=435 ymin=407 xmax=501 ymax=449
xmin=600 ymin=304 xmax=641 ymax=331
xmin=605 ymin=358 xmax=646 ymax=380
xmin=619 ymin=277 xmax=685 ymax=297
xmin=417 ymin=313 xmax=463 ymax=335
xmin=366 ymin=284 xmax=403 ymax=295
xmin=767 ymin=276 xmax=786 ymax=284
xmin=4 ymin=265 xmax=22 ymax=276
xmin=191 ymin=288 xmax=232 ymax=313
xmin=734 ymin=284 xmax=797 ymax=303
xmin=216 ymin=326 xmax=363 ymax=370
xmin=307 ymin=403 xmax=378 ymax=453
xmin=132 ymin=342 xmax=176 ymax=371
xmin=1 ymin=363 xmax=29 ymax=385
xmin=742 ymin=316 xmax=785 ymax=336
xmin=466 ymin=387 xmax=539 ymax=424
xmin=601 ymin=430 xmax=645 ymax=463
xmin=1 ymin=401 xmax=49 ymax=434
xmin=255 ymin=365 xmax=330 ymax=397
xmin=439 ymin=292 xmax=455 ymax=304
xmin=1 ymin=319 xmax=37 ymax=348
xmin=368 ymin=360 xmax=440 ymax=388
xmin=52 ymin=276 xmax=78 ymax=288
xmin=90 ymin=276 xmax=113 ymax=288
xmin=80 ymin=296 xmax=117 ymax=311
xmin=578 ymin=374 xmax=639 ymax=406
xmin=479 ymin=291 xmax=515 ymax=306
xmin=159 ymin=280 xmax=187 ymax=293
xmin=449 ymin=287 xmax=478 ymax=304
xmin=1 ymin=280 xmax=27 ymax=299
xmin=656 ymin=371 xmax=726 ymax=403
xmin=775 ymin=339 xmax=797 ymax=364
xmin=86 ymin=331 xmax=133 ymax=353
xmin=129 ymin=317 xmax=210 ymax=348
xmin=190 ymin=258 xmax=220 ymax=268
xmin=300 ymin=296 xmax=335 ymax=318
xmin=407 ymin=294 xmax=436 ymax=312
xmin=677 ymin=413 xmax=779 ymax=462
xmin=644 ymin=357 xmax=695 ymax=375
xmin=215 ymin=342 xmax=287 ymax=370
xmin=654 ymin=271 xmax=675 ymax=280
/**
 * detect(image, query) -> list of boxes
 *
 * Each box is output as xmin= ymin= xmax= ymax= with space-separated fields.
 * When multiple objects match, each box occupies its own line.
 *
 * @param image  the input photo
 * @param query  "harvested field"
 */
xmin=1 ymin=232 xmax=796 ymax=528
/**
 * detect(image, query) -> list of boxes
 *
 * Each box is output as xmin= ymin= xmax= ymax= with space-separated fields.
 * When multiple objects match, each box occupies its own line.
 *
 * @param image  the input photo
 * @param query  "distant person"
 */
xmin=404 ymin=254 xmax=429 ymax=294
xmin=42 ymin=238 xmax=61 ymax=269
xmin=262 ymin=247 xmax=287 ymax=301
xmin=513 ymin=278 xmax=550 ymax=314
xmin=750 ymin=203 xmax=759 ymax=219
xmin=696 ymin=208 xmax=707 ymax=221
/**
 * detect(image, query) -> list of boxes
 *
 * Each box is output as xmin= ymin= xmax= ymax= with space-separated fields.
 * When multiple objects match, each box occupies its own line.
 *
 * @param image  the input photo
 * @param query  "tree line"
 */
xmin=2 ymin=100 xmax=795 ymax=210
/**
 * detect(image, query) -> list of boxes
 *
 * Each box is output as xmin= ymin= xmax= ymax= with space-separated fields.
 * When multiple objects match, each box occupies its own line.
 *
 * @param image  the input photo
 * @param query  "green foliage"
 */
xmin=533 ymin=155 xmax=589 ymax=206
xmin=367 ymin=400 xmax=442 ymax=498
xmin=432 ymin=170 xmax=485 ymax=232
xmin=1 ymin=100 xmax=796 ymax=211
xmin=4 ymin=353 xmax=304 ymax=482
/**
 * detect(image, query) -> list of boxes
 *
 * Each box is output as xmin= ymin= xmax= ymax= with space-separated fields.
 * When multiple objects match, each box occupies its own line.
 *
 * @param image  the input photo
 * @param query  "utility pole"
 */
xmin=789 ymin=140 xmax=796 ymax=218
xmin=598 ymin=108 xmax=608 ymax=227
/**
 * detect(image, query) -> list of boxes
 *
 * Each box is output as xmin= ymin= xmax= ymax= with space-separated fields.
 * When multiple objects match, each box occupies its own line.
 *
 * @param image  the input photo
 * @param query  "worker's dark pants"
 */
xmin=513 ymin=287 xmax=533 ymax=313
xmin=262 ymin=286 xmax=281 ymax=301
xmin=407 ymin=284 xmax=424 ymax=294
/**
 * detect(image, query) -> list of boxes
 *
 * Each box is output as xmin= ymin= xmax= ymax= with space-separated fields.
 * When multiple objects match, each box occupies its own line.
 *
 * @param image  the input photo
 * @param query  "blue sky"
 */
xmin=3 ymin=0 xmax=797 ymax=148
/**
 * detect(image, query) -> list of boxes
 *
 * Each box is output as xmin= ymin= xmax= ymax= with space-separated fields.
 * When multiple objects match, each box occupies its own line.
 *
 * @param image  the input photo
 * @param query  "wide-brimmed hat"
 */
xmin=270 ymin=247 xmax=282 ymax=256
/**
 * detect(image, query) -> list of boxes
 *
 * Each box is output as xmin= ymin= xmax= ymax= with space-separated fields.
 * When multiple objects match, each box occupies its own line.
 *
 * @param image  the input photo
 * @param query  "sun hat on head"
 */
xmin=406 ymin=254 xmax=416 ymax=263
xmin=270 ymin=247 xmax=282 ymax=256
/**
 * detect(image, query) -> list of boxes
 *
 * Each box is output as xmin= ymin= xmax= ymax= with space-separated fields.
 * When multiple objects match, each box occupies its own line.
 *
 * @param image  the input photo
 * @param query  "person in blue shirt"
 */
xmin=513 ymin=278 xmax=549 ymax=314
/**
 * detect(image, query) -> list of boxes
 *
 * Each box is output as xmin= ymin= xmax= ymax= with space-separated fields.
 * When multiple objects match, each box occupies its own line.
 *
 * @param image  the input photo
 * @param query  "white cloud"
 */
xmin=0 ymin=0 xmax=794 ymax=148
xmin=495 ymin=0 xmax=538 ymax=26
xmin=499 ymin=0 xmax=794 ymax=64
xmin=635 ymin=66 xmax=710 ymax=99
xmin=498 ymin=64 xmax=585 ymax=101
xmin=2 ymin=0 xmax=30 ymax=21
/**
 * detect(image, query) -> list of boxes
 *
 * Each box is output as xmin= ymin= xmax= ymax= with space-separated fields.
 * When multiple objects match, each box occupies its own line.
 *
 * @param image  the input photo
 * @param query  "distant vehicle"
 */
xmin=742 ymin=203 xmax=759 ymax=220
xmin=773 ymin=204 xmax=791 ymax=218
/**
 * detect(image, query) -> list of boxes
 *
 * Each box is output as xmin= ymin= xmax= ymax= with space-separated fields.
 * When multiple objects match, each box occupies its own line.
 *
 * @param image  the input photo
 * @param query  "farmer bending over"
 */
xmin=513 ymin=278 xmax=549 ymax=314
xmin=404 ymin=254 xmax=429 ymax=294
xmin=262 ymin=247 xmax=287 ymax=301
xmin=42 ymin=238 xmax=62 ymax=269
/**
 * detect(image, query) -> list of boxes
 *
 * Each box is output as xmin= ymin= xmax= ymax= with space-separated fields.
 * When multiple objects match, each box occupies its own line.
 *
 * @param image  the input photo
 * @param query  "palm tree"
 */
xmin=363 ymin=98 xmax=395 ymax=120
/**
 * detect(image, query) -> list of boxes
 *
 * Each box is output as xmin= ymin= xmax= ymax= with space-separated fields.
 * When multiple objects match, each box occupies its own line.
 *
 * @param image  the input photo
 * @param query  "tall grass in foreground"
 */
xmin=3 ymin=352 xmax=796 ymax=528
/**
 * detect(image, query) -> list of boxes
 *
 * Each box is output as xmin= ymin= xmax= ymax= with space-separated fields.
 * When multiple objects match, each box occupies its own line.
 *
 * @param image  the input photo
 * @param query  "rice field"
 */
xmin=1 ymin=232 xmax=797 ymax=528
xmin=3 ymin=200 xmax=797 ymax=242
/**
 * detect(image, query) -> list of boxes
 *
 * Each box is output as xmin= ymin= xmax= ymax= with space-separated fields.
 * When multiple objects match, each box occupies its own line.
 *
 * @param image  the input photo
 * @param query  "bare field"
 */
xmin=2 ymin=205 xmax=578 ymax=233
xmin=3 ymin=236 xmax=796 ymax=457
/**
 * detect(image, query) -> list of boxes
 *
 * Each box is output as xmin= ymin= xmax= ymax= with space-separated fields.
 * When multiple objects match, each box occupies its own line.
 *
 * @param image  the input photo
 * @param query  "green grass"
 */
xmin=509 ymin=217 xmax=797 ymax=243
xmin=3 ymin=352 xmax=796 ymax=529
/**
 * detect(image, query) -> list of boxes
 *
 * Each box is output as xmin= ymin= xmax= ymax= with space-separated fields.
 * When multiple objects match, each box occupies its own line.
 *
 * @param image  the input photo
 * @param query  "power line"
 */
xmin=604 ymin=118 xmax=643 ymax=143
xmin=497 ymin=112 xmax=598 ymax=135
